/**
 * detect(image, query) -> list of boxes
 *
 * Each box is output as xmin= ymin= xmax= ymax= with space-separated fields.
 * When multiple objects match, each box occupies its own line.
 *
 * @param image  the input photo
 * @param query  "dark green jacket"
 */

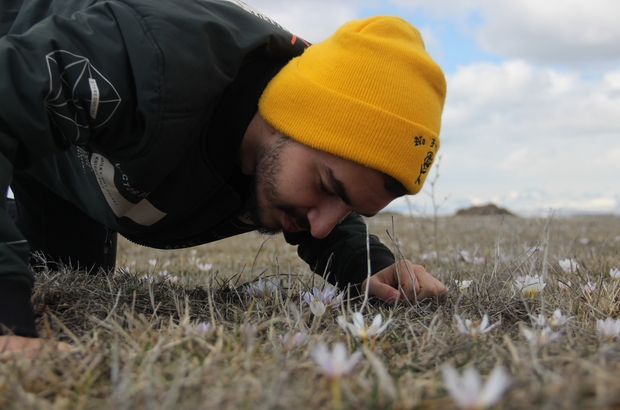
xmin=0 ymin=0 xmax=395 ymax=336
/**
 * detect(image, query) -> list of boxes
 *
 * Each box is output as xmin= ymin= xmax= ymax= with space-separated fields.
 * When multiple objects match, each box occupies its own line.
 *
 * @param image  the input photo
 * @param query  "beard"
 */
xmin=244 ymin=136 xmax=310 ymax=235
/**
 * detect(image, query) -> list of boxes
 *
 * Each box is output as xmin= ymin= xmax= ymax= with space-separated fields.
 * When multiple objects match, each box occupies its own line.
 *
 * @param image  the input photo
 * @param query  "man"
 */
xmin=0 ymin=0 xmax=448 ymax=354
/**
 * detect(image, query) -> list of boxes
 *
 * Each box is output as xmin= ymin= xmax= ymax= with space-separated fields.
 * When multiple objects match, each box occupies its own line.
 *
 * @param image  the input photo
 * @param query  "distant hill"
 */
xmin=455 ymin=203 xmax=516 ymax=216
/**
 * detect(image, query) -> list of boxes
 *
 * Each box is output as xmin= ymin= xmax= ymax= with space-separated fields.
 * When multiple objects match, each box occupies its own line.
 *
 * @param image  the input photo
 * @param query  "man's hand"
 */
xmin=0 ymin=335 xmax=73 ymax=360
xmin=362 ymin=260 xmax=448 ymax=303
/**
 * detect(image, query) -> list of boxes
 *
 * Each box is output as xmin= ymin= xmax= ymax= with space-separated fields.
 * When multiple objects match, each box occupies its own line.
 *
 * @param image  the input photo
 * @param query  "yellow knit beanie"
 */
xmin=258 ymin=16 xmax=447 ymax=194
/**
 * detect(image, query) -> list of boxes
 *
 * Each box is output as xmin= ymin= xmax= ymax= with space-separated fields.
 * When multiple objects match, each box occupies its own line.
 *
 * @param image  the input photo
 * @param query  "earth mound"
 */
xmin=455 ymin=203 xmax=516 ymax=216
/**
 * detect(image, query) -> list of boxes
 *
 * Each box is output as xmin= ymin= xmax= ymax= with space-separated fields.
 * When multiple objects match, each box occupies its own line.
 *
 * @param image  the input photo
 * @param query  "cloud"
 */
xmin=475 ymin=0 xmax=620 ymax=64
xmin=406 ymin=60 xmax=620 ymax=215
xmin=248 ymin=0 xmax=362 ymax=42
xmin=387 ymin=0 xmax=620 ymax=66
xmin=445 ymin=62 xmax=620 ymax=139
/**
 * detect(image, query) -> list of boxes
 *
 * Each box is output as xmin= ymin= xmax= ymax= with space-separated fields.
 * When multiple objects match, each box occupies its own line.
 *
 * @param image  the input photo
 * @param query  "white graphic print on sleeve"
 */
xmin=45 ymin=50 xmax=121 ymax=143
xmin=91 ymin=154 xmax=167 ymax=226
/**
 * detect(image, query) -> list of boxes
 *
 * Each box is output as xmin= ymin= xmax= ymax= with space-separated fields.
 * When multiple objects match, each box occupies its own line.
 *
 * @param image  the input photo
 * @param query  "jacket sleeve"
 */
xmin=283 ymin=213 xmax=395 ymax=292
xmin=0 ymin=159 xmax=38 ymax=337
xmin=0 ymin=1 xmax=150 ymax=336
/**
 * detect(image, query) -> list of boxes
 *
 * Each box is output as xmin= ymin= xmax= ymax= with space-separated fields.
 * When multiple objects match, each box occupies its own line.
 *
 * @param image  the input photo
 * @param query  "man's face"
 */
xmin=246 ymin=136 xmax=395 ymax=239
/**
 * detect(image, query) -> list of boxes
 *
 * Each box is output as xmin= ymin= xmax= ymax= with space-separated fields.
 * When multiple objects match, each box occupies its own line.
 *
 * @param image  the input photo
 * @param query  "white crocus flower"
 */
xmin=306 ymin=299 xmax=327 ymax=316
xmin=455 ymin=280 xmax=473 ymax=292
xmin=421 ymin=251 xmax=438 ymax=261
xmin=610 ymin=268 xmax=620 ymax=280
xmin=549 ymin=309 xmax=573 ymax=327
xmin=454 ymin=314 xmax=500 ymax=338
xmin=312 ymin=342 xmax=362 ymax=379
xmin=139 ymin=271 xmax=177 ymax=284
xmin=558 ymin=280 xmax=572 ymax=291
xmin=317 ymin=284 xmax=343 ymax=307
xmin=279 ymin=331 xmax=305 ymax=347
xmin=197 ymin=262 xmax=212 ymax=272
xmin=246 ymin=278 xmax=279 ymax=297
xmin=530 ymin=309 xmax=572 ymax=327
xmin=529 ymin=313 xmax=547 ymax=327
xmin=518 ymin=275 xmax=546 ymax=298
xmin=442 ymin=365 xmax=512 ymax=410
xmin=195 ymin=322 xmax=212 ymax=335
xmin=581 ymin=282 xmax=596 ymax=295
xmin=521 ymin=325 xmax=561 ymax=347
xmin=337 ymin=312 xmax=392 ymax=343
xmin=597 ymin=318 xmax=620 ymax=342
xmin=141 ymin=274 xmax=157 ymax=283
xmin=163 ymin=273 xmax=179 ymax=284
xmin=302 ymin=284 xmax=343 ymax=316
xmin=459 ymin=251 xmax=472 ymax=263
xmin=558 ymin=259 xmax=579 ymax=274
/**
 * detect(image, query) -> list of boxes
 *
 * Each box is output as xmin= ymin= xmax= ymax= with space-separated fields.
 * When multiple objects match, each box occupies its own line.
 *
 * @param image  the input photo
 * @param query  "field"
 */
xmin=1 ymin=212 xmax=620 ymax=409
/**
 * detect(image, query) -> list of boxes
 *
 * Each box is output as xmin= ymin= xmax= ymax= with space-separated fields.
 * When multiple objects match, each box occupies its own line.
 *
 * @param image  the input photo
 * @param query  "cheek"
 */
xmin=277 ymin=175 xmax=314 ymax=203
xmin=277 ymin=161 xmax=317 ymax=200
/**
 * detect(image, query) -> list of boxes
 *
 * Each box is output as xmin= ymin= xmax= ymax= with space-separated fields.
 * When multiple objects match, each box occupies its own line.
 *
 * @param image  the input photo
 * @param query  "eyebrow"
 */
xmin=324 ymin=166 xmax=377 ymax=218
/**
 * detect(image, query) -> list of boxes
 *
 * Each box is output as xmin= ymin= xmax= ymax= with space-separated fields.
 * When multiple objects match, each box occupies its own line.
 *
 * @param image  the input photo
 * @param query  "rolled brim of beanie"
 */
xmin=259 ymin=58 xmax=441 ymax=195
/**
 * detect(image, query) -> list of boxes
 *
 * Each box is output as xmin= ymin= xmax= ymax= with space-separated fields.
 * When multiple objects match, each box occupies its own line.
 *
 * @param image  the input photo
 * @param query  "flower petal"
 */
xmin=478 ymin=366 xmax=511 ymax=407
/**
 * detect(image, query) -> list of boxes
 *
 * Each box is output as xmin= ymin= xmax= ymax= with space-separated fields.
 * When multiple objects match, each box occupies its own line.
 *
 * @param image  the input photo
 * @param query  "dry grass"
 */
xmin=2 ymin=213 xmax=620 ymax=409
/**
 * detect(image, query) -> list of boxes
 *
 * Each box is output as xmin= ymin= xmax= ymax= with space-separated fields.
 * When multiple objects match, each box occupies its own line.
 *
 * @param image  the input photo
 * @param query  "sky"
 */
xmin=244 ymin=0 xmax=620 ymax=217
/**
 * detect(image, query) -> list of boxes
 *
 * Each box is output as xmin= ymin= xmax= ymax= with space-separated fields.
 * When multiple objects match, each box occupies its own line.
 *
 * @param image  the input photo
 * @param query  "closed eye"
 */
xmin=324 ymin=166 xmax=351 ymax=206
xmin=319 ymin=179 xmax=332 ymax=195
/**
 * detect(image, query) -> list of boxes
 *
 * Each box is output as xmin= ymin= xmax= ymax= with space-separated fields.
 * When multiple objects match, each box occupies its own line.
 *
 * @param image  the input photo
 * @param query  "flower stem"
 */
xmin=331 ymin=377 xmax=343 ymax=410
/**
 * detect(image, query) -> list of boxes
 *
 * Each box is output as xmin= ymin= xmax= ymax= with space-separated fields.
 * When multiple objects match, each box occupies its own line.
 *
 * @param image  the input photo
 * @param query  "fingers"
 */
xmin=414 ymin=267 xmax=445 ymax=300
xmin=363 ymin=261 xmax=448 ymax=304
xmin=390 ymin=262 xmax=419 ymax=300
xmin=0 ymin=335 xmax=42 ymax=353
xmin=0 ymin=335 xmax=75 ymax=361
xmin=395 ymin=261 xmax=448 ymax=302
xmin=363 ymin=277 xmax=400 ymax=303
xmin=57 ymin=341 xmax=74 ymax=351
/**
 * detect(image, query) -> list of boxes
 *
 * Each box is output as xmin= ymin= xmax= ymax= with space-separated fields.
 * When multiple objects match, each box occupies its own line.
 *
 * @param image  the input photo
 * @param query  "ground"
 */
xmin=2 ymin=212 xmax=620 ymax=409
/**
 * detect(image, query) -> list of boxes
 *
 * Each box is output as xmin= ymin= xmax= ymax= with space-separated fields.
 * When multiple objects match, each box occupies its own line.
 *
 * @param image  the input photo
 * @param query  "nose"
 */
xmin=306 ymin=199 xmax=351 ymax=239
